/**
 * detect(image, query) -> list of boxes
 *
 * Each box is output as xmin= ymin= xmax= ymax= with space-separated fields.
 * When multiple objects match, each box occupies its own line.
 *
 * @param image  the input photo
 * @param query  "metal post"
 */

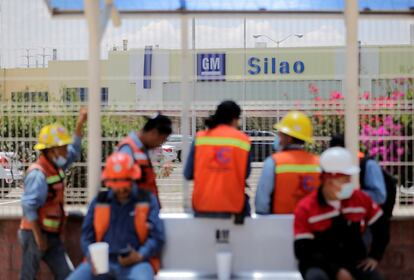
xmin=344 ymin=0 xmax=359 ymax=182
xmin=181 ymin=15 xmax=191 ymax=212
xmin=85 ymin=0 xmax=102 ymax=202
xmin=242 ymin=18 xmax=247 ymax=131
xmin=191 ymin=17 xmax=196 ymax=136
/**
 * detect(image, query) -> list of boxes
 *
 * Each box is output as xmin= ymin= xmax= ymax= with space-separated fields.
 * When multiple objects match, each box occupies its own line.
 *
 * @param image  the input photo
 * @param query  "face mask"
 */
xmin=273 ymin=135 xmax=281 ymax=151
xmin=53 ymin=156 xmax=67 ymax=168
xmin=336 ymin=182 xmax=355 ymax=200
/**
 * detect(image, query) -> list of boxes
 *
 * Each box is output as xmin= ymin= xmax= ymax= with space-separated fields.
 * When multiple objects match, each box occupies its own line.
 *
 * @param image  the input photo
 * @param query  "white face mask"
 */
xmin=336 ymin=182 xmax=355 ymax=200
xmin=273 ymin=135 xmax=281 ymax=151
xmin=53 ymin=156 xmax=67 ymax=168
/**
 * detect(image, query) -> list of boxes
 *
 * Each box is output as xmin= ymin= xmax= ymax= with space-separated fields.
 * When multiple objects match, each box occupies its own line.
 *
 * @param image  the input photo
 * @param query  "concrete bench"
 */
xmin=156 ymin=214 xmax=302 ymax=280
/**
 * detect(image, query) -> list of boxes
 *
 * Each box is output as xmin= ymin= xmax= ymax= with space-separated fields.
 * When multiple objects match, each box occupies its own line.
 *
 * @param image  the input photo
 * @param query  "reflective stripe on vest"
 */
xmin=195 ymin=136 xmax=250 ymax=152
xmin=276 ymin=164 xmax=321 ymax=174
xmin=93 ymin=201 xmax=160 ymax=273
xmin=42 ymin=218 xmax=61 ymax=229
xmin=193 ymin=126 xmax=250 ymax=213
xmin=20 ymin=156 xmax=65 ymax=233
xmin=46 ymin=170 xmax=65 ymax=184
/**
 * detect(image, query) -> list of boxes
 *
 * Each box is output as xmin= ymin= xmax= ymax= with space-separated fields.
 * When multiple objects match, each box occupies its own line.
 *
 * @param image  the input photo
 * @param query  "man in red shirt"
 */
xmin=294 ymin=147 xmax=388 ymax=280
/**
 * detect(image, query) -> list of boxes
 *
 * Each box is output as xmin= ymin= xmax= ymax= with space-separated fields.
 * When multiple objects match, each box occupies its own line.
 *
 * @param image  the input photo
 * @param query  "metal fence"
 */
xmin=0 ymin=97 xmax=412 ymax=215
xmin=1 ymin=0 xmax=413 ymax=216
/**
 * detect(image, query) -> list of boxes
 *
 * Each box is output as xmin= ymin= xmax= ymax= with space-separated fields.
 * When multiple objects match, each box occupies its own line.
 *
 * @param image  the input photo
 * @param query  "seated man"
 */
xmin=329 ymin=134 xmax=386 ymax=205
xmin=68 ymin=152 xmax=164 ymax=280
xmin=294 ymin=147 xmax=388 ymax=280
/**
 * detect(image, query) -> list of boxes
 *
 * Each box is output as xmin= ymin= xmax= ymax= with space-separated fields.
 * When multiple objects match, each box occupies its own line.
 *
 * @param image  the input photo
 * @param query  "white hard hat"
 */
xmin=320 ymin=147 xmax=360 ymax=175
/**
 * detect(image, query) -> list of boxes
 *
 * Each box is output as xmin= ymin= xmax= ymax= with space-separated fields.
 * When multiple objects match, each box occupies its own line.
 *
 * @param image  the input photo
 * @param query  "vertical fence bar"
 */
xmin=85 ymin=0 xmax=102 ymax=202
xmin=242 ymin=17 xmax=247 ymax=131
xmin=345 ymin=0 xmax=360 ymax=183
xmin=180 ymin=15 xmax=191 ymax=212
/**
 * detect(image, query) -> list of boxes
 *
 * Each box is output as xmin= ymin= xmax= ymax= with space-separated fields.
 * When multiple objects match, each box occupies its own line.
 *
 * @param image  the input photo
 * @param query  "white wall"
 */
xmin=129 ymin=48 xmax=170 ymax=105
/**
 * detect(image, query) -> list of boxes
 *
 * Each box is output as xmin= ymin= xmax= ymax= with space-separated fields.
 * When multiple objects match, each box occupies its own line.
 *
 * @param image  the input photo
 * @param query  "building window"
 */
xmin=11 ymin=92 xmax=23 ymax=102
xmin=79 ymin=88 xmax=87 ymax=102
xmin=101 ymin=88 xmax=108 ymax=105
xmin=11 ymin=92 xmax=49 ymax=102
xmin=63 ymin=87 xmax=109 ymax=104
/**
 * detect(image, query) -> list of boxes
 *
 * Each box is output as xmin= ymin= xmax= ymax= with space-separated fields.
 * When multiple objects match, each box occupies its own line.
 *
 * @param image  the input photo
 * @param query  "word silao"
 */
xmin=247 ymin=57 xmax=305 ymax=75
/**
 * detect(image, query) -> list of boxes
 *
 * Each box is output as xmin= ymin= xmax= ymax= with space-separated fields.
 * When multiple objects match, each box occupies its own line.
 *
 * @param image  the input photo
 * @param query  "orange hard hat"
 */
xmin=102 ymin=152 xmax=141 ymax=189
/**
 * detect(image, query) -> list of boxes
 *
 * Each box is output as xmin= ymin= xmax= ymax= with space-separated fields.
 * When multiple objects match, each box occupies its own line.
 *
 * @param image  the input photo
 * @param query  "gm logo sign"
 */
xmin=197 ymin=53 xmax=225 ymax=81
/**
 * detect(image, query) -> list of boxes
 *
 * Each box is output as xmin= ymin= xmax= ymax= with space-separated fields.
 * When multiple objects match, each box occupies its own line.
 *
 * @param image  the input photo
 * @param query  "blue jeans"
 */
xmin=67 ymin=261 xmax=154 ymax=280
xmin=18 ymin=229 xmax=73 ymax=280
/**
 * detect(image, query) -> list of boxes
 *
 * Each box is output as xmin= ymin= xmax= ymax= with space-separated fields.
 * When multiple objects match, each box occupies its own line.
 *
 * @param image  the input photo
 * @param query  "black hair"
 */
xmin=329 ymin=134 xmax=345 ymax=148
xmin=142 ymin=114 xmax=172 ymax=135
xmin=292 ymin=137 xmax=305 ymax=145
xmin=205 ymin=100 xmax=241 ymax=129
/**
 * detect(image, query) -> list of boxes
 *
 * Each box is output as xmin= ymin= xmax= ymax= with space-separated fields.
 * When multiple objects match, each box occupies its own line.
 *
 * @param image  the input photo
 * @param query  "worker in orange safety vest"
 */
xmin=67 ymin=152 xmax=164 ymax=280
xmin=117 ymin=115 xmax=172 ymax=206
xmin=184 ymin=100 xmax=252 ymax=222
xmin=255 ymin=111 xmax=321 ymax=214
xmin=19 ymin=108 xmax=87 ymax=280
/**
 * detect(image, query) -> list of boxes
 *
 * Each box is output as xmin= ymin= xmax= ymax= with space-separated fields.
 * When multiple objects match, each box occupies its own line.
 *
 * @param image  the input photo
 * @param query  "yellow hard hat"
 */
xmin=34 ymin=123 xmax=72 ymax=151
xmin=274 ymin=111 xmax=314 ymax=143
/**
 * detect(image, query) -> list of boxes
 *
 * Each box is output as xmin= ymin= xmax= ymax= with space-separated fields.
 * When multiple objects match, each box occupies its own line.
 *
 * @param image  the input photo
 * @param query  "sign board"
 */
xmin=197 ymin=53 xmax=226 ymax=81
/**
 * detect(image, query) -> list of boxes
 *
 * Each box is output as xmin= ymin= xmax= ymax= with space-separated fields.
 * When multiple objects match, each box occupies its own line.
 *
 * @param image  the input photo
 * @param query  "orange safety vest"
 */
xmin=272 ymin=150 xmax=321 ymax=214
xmin=93 ymin=190 xmax=161 ymax=273
xmin=117 ymin=136 xmax=159 ymax=204
xmin=20 ymin=155 xmax=65 ymax=233
xmin=193 ymin=125 xmax=251 ymax=213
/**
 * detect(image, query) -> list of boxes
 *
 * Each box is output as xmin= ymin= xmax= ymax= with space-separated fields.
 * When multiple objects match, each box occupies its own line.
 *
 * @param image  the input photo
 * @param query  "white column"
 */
xmin=180 ymin=15 xmax=191 ymax=212
xmin=345 ymin=0 xmax=359 ymax=182
xmin=85 ymin=0 xmax=102 ymax=202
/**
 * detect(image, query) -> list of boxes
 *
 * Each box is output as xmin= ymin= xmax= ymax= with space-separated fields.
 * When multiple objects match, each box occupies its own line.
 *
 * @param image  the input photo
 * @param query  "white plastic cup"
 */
xmin=88 ymin=242 xmax=109 ymax=274
xmin=216 ymin=251 xmax=232 ymax=280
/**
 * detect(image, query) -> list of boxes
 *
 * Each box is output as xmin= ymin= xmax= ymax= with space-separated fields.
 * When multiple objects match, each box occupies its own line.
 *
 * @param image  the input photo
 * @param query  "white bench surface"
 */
xmin=156 ymin=214 xmax=302 ymax=280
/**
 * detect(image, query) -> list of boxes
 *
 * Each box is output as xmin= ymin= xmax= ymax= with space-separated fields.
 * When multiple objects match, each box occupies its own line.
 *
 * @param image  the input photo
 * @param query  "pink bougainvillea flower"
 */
xmin=362 ymin=91 xmax=370 ymax=100
xmin=391 ymin=124 xmax=402 ymax=132
xmin=308 ymin=83 xmax=320 ymax=94
xmin=330 ymin=91 xmax=344 ymax=100
xmin=361 ymin=124 xmax=373 ymax=136
xmin=369 ymin=147 xmax=379 ymax=156
xmin=397 ymin=147 xmax=405 ymax=156
xmin=314 ymin=96 xmax=322 ymax=101
xmin=384 ymin=116 xmax=393 ymax=126
xmin=376 ymin=126 xmax=390 ymax=136
xmin=391 ymin=91 xmax=405 ymax=100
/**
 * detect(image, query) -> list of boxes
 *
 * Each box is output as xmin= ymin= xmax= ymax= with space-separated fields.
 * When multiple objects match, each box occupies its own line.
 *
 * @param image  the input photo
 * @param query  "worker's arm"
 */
xmin=74 ymin=107 xmax=87 ymax=138
xmin=21 ymin=170 xmax=49 ymax=251
xmin=138 ymin=193 xmax=165 ymax=259
xmin=80 ymin=198 xmax=97 ymax=258
xmin=183 ymin=140 xmax=195 ymax=180
xmin=62 ymin=107 xmax=87 ymax=171
xmin=255 ymin=156 xmax=275 ymax=214
xmin=363 ymin=160 xmax=387 ymax=205
xmin=294 ymin=206 xmax=340 ymax=279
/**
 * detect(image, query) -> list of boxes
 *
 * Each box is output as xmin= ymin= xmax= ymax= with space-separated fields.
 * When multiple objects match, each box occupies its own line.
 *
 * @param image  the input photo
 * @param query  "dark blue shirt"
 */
xmin=81 ymin=187 xmax=165 ymax=261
